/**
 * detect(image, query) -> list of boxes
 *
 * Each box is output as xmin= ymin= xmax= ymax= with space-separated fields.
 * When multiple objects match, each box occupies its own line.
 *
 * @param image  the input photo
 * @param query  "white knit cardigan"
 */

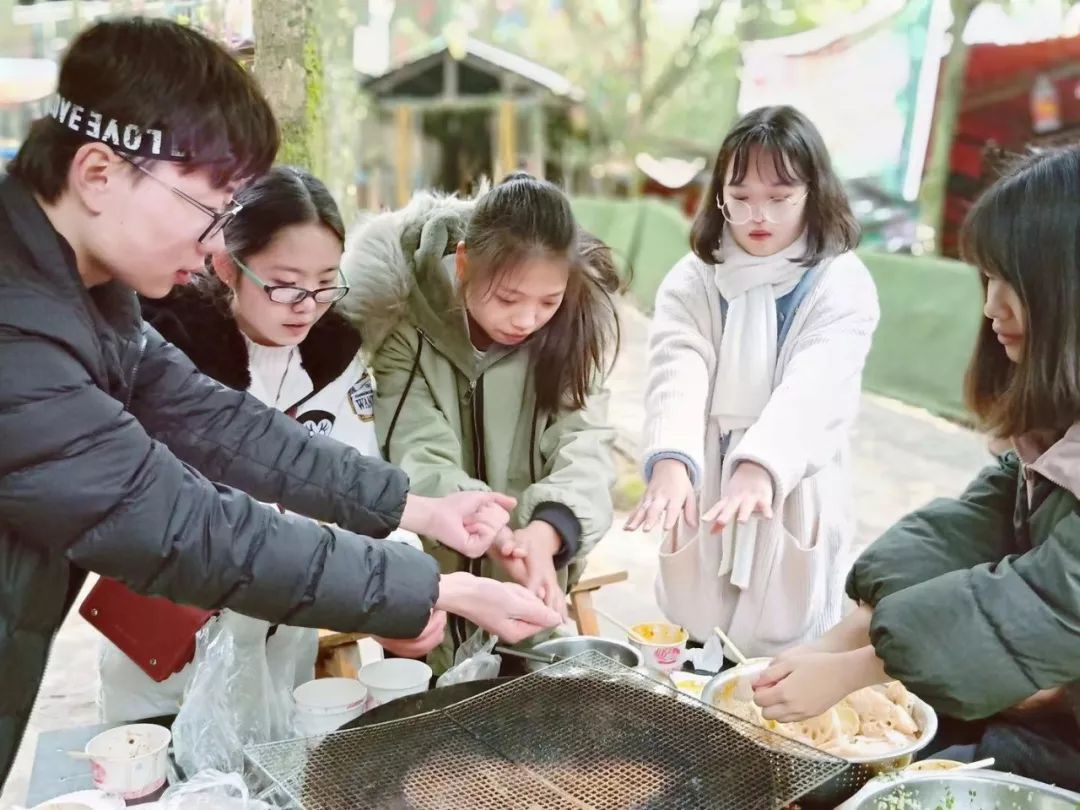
xmin=643 ymin=249 xmax=880 ymax=657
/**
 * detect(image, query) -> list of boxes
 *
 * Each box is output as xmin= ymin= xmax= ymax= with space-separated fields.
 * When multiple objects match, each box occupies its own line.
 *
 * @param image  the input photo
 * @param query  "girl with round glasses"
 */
xmin=99 ymin=166 xmax=427 ymax=721
xmin=627 ymin=105 xmax=880 ymax=662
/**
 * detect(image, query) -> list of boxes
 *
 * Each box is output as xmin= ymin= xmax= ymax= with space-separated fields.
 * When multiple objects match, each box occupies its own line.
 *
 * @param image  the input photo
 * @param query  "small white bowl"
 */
xmin=293 ymin=677 xmax=368 ymax=736
xmin=357 ymin=658 xmax=432 ymax=707
xmin=84 ymin=724 xmax=170 ymax=801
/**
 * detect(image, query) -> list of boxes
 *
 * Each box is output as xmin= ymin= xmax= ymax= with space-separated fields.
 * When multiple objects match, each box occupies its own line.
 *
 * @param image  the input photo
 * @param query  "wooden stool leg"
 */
xmin=317 ymin=644 xmax=360 ymax=679
xmin=569 ymin=589 xmax=601 ymax=636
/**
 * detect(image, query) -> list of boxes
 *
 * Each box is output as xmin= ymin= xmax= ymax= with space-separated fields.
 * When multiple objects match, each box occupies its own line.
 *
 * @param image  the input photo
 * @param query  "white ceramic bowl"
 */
xmin=357 ymin=658 xmax=432 ymax=707
xmin=84 ymin=724 xmax=171 ymax=801
xmin=293 ymin=677 xmax=368 ymax=736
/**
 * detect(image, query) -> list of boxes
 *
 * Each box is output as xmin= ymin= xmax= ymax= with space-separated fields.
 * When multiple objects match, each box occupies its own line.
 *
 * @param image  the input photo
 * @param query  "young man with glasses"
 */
xmin=0 ymin=17 xmax=559 ymax=790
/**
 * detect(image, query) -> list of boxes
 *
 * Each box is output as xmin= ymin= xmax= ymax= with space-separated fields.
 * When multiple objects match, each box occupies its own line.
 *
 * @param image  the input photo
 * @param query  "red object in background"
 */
xmin=80 ymin=577 xmax=215 ymax=683
xmin=641 ymin=177 xmax=703 ymax=218
xmin=934 ymin=35 xmax=1080 ymax=258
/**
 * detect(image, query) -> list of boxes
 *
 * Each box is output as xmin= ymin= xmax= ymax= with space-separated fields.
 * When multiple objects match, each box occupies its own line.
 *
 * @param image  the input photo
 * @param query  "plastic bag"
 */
xmin=157 ymin=769 xmax=274 ymax=809
xmin=171 ymin=612 xmax=309 ymax=776
xmin=435 ymin=629 xmax=501 ymax=687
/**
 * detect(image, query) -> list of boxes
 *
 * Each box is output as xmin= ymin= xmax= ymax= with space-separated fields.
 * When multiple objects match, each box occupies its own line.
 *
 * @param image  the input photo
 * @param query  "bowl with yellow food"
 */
xmin=628 ymin=621 xmax=688 ymax=673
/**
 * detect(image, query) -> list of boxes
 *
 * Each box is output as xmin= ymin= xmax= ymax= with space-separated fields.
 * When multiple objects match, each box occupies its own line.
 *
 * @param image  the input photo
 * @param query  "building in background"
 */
xmin=358 ymin=35 xmax=586 ymax=208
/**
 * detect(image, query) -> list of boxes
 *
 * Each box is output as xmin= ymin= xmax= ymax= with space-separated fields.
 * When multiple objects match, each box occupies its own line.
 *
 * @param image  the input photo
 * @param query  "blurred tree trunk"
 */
xmin=629 ymin=0 xmax=647 ymax=137
xmin=918 ymin=0 xmax=979 ymax=251
xmin=253 ymin=0 xmax=324 ymax=174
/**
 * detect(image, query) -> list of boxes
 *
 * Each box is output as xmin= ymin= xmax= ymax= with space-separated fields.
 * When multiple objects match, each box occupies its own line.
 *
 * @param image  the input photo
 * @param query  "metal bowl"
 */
xmin=524 ymin=635 xmax=642 ymax=673
xmin=841 ymin=770 xmax=1080 ymax=809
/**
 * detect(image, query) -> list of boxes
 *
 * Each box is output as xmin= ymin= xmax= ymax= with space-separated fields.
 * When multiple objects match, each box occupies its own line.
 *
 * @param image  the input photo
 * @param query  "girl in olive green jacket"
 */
xmin=750 ymin=148 xmax=1080 ymax=789
xmin=342 ymin=174 xmax=619 ymax=673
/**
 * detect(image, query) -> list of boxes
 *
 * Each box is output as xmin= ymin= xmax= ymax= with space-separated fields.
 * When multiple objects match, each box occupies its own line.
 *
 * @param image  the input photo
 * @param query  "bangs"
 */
xmin=474 ymin=246 xmax=574 ymax=300
xmin=959 ymin=195 xmax=1009 ymax=280
xmin=172 ymin=106 xmax=278 ymax=189
xmin=725 ymin=131 xmax=807 ymax=187
xmin=167 ymin=69 xmax=277 ymax=188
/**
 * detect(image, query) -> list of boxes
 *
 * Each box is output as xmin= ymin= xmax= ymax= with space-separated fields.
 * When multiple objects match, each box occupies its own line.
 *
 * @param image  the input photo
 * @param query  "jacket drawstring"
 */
xmin=381 ymin=330 xmax=424 ymax=460
xmin=529 ymin=399 xmax=542 ymax=484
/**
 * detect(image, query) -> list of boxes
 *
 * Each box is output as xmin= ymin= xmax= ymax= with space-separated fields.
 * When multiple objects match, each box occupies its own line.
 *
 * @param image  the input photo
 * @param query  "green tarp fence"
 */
xmin=572 ymin=197 xmax=983 ymax=423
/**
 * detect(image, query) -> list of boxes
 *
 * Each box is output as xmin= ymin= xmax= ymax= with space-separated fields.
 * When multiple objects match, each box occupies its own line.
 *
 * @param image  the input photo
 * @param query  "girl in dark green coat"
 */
xmin=750 ymin=147 xmax=1080 ymax=789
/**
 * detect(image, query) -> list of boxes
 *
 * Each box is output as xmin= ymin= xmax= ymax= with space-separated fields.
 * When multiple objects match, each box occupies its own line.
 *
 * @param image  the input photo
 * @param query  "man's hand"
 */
xmin=400 ymin=491 xmax=517 ymax=558
xmin=373 ymin=610 xmax=448 ymax=658
xmin=435 ymin=571 xmax=562 ymax=644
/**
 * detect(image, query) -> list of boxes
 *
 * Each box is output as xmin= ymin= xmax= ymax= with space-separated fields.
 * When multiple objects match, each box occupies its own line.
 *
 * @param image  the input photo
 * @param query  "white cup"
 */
xmin=84 ymin=723 xmax=171 ymax=801
xmin=293 ymin=677 xmax=368 ymax=736
xmin=628 ymin=622 xmax=689 ymax=673
xmin=357 ymin=658 xmax=432 ymax=708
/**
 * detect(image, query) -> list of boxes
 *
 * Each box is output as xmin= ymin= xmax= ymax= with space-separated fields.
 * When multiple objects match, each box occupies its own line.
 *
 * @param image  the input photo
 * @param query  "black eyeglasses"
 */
xmin=232 ymin=254 xmax=350 ymax=304
xmin=120 ymin=155 xmax=242 ymax=243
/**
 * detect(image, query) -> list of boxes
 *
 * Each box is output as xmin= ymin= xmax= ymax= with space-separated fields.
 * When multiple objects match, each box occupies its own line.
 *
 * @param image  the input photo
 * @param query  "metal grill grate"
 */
xmin=244 ymin=651 xmax=849 ymax=809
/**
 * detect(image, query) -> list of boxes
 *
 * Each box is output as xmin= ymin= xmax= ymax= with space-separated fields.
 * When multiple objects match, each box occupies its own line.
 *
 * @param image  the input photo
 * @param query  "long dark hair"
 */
xmin=690 ymin=105 xmax=858 ymax=267
xmin=463 ymin=173 xmax=620 ymax=413
xmin=962 ymin=147 xmax=1080 ymax=438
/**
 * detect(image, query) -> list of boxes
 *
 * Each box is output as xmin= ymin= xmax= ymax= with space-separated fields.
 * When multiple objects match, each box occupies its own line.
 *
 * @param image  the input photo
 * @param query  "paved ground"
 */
xmin=0 ymin=305 xmax=991 ymax=808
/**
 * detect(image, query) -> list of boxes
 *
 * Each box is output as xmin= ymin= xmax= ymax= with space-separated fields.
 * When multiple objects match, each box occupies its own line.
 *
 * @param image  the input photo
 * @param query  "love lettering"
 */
xmin=48 ymin=95 xmax=183 ymax=159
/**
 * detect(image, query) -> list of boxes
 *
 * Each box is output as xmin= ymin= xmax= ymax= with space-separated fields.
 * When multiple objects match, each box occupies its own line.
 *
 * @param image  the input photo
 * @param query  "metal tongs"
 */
xmin=494 ymin=644 xmax=560 ymax=666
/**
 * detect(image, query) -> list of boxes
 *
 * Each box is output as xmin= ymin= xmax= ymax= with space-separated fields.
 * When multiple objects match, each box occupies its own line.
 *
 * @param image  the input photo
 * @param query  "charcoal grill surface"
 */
xmin=244 ymin=650 xmax=848 ymax=809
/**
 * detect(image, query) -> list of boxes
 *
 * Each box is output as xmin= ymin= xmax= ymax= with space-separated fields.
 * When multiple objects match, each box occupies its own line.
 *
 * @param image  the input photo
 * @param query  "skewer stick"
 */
xmin=713 ymin=626 xmax=749 ymax=665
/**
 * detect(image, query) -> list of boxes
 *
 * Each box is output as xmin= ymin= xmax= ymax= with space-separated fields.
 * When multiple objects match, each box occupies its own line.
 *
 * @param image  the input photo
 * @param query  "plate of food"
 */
xmin=701 ymin=659 xmax=937 ymax=769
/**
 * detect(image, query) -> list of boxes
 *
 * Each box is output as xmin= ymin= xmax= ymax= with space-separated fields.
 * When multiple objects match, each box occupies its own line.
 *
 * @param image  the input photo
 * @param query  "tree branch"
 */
xmin=639 ymin=0 xmax=725 ymax=122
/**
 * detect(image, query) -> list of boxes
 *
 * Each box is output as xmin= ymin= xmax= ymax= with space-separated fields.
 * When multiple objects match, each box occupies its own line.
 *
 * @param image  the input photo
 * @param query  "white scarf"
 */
xmin=711 ymin=229 xmax=809 ymax=588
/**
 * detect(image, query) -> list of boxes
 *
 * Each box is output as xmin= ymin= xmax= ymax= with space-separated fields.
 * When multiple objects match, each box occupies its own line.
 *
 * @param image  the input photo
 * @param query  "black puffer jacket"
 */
xmin=0 ymin=174 xmax=440 ymax=788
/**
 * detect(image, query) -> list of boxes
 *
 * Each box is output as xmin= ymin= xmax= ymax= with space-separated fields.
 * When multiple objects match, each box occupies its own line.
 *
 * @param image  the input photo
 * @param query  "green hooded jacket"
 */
xmin=342 ymin=190 xmax=617 ymax=672
xmin=848 ymin=428 xmax=1080 ymax=729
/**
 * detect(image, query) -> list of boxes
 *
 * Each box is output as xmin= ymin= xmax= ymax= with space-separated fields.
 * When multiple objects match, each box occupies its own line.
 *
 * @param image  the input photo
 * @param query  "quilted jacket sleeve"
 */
xmin=0 ymin=325 xmax=439 ymax=638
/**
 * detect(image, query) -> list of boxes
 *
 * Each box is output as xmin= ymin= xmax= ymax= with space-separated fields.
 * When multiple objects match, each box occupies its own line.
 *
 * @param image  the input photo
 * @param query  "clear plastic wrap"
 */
xmin=434 ymin=629 xmax=501 ymax=687
xmin=157 ymin=769 xmax=274 ymax=809
xmin=171 ymin=613 xmax=305 ymax=776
